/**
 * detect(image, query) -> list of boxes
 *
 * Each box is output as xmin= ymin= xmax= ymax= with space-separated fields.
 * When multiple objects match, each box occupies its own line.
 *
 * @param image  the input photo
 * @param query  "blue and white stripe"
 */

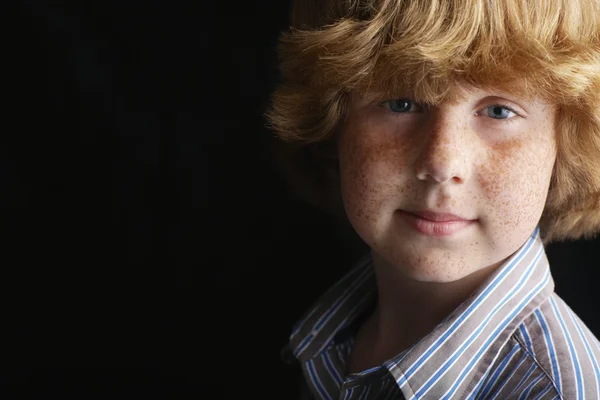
xmin=289 ymin=228 xmax=600 ymax=399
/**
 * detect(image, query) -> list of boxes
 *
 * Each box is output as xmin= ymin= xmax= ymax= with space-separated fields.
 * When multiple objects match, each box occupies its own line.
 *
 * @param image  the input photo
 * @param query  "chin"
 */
xmin=375 ymin=242 xmax=474 ymax=282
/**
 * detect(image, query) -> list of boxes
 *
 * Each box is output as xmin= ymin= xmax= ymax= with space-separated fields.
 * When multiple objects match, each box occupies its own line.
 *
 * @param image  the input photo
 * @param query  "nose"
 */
xmin=414 ymin=113 xmax=471 ymax=184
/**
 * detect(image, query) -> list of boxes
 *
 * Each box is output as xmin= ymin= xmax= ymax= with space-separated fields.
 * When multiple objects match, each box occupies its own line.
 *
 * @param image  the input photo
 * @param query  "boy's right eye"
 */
xmin=381 ymin=99 xmax=422 ymax=113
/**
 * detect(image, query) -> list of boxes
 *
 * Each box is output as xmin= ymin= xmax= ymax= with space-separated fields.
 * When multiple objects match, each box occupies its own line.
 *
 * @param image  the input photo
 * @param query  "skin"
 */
xmin=339 ymin=85 xmax=557 ymax=373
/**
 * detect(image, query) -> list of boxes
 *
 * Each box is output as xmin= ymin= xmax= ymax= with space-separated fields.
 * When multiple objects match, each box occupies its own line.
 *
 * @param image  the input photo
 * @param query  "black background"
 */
xmin=3 ymin=1 xmax=599 ymax=396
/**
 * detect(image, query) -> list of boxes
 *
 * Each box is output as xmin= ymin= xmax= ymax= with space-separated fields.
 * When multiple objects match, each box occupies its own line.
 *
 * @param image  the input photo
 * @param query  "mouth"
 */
xmin=397 ymin=210 xmax=477 ymax=237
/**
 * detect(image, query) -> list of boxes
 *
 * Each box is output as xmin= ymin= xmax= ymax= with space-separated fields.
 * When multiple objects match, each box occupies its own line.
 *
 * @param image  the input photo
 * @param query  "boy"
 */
xmin=266 ymin=0 xmax=600 ymax=398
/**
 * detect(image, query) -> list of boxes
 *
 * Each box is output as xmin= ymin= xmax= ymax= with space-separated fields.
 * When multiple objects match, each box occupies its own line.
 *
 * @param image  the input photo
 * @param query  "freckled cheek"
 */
xmin=477 ymin=144 xmax=554 ymax=229
xmin=338 ymin=132 xmax=412 ymax=222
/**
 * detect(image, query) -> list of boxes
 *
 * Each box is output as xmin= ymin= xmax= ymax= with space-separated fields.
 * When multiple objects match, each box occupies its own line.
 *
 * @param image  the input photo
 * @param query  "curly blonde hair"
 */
xmin=265 ymin=0 xmax=600 ymax=244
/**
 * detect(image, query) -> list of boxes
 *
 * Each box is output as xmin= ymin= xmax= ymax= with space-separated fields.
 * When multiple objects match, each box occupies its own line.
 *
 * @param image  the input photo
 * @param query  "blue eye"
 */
xmin=385 ymin=99 xmax=415 ymax=113
xmin=487 ymin=105 xmax=516 ymax=119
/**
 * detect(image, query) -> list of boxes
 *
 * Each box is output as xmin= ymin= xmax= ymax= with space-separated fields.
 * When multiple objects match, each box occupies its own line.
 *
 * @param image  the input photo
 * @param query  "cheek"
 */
xmin=338 ymin=118 xmax=413 ymax=226
xmin=478 ymin=133 xmax=556 ymax=235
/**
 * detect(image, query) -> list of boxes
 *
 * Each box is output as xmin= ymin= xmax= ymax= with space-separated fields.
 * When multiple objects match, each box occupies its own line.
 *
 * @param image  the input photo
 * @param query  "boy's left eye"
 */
xmin=486 ymin=105 xmax=517 ymax=119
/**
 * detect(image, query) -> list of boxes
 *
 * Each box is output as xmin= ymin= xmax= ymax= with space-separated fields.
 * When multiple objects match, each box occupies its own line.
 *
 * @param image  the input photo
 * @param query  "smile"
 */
xmin=397 ymin=210 xmax=477 ymax=237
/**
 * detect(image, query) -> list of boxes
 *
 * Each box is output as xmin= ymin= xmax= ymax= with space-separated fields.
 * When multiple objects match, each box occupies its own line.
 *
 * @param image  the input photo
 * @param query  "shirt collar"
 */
xmin=288 ymin=226 xmax=554 ymax=398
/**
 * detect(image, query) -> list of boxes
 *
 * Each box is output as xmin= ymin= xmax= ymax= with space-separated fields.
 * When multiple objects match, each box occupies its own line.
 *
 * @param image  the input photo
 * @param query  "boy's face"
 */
xmin=338 ymin=85 xmax=557 ymax=282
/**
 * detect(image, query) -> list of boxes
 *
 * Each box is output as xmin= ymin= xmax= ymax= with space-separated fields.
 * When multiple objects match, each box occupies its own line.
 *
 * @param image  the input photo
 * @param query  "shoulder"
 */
xmin=513 ymin=293 xmax=600 ymax=399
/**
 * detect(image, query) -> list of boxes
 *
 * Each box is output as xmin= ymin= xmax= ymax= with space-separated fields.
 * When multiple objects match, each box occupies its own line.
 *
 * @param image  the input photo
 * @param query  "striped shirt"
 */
xmin=285 ymin=227 xmax=600 ymax=399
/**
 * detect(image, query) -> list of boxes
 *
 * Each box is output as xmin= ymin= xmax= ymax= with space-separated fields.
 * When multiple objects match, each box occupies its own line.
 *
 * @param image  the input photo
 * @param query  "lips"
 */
xmin=409 ymin=210 xmax=471 ymax=222
xmin=398 ymin=210 xmax=476 ymax=236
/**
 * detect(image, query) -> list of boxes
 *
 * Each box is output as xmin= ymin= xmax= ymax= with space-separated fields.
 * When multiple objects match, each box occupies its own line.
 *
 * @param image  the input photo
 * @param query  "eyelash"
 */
xmin=379 ymin=99 xmax=423 ymax=114
xmin=379 ymin=100 xmax=521 ymax=123
xmin=482 ymin=103 xmax=520 ymax=123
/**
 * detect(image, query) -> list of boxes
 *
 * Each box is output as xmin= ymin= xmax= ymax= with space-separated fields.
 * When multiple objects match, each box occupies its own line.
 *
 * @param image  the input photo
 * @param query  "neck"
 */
xmin=368 ymin=252 xmax=504 ymax=355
